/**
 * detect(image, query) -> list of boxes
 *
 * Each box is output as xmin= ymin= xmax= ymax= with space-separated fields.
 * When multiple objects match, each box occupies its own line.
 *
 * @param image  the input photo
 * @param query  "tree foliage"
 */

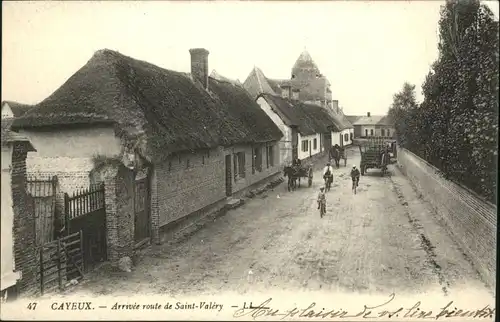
xmin=390 ymin=0 xmax=498 ymax=204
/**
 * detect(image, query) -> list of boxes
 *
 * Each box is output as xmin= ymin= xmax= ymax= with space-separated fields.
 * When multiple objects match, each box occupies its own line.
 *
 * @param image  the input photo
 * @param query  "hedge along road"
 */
xmin=65 ymin=149 xmax=491 ymax=300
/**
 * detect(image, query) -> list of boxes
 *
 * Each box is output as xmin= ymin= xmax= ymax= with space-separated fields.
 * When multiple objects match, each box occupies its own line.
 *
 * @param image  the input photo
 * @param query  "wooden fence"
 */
xmin=64 ymin=183 xmax=107 ymax=273
xmin=26 ymin=176 xmax=58 ymax=246
xmin=38 ymin=231 xmax=83 ymax=295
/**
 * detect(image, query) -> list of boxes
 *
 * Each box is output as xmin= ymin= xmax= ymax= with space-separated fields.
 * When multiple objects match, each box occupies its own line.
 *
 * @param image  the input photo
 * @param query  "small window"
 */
xmin=387 ymin=129 xmax=391 ymax=137
xmin=370 ymin=129 xmax=374 ymax=136
xmin=344 ymin=134 xmax=348 ymax=142
xmin=253 ymin=147 xmax=262 ymax=172
xmin=233 ymin=153 xmax=238 ymax=181
xmin=381 ymin=129 xmax=385 ymax=137
xmin=365 ymin=129 xmax=368 ymax=137
xmin=350 ymin=133 xmax=353 ymax=141
xmin=292 ymin=75 xmax=296 ymax=78
xmin=301 ymin=140 xmax=309 ymax=152
xmin=313 ymin=138 xmax=317 ymax=150
xmin=237 ymin=152 xmax=246 ymax=178
xmin=266 ymin=145 xmax=274 ymax=168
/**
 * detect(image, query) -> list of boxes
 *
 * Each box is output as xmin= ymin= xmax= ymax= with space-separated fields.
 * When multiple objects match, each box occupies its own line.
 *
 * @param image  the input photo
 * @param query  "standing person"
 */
xmin=317 ymin=187 xmax=326 ymax=218
xmin=350 ymin=165 xmax=360 ymax=187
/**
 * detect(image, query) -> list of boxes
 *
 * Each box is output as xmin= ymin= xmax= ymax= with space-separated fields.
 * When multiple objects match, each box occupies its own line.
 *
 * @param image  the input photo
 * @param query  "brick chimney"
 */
xmin=291 ymin=88 xmax=300 ymax=100
xmin=367 ymin=112 xmax=371 ymax=117
xmin=189 ymin=48 xmax=209 ymax=89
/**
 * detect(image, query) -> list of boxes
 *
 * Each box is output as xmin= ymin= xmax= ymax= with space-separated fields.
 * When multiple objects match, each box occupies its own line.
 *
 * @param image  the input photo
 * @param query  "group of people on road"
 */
xmin=316 ymin=161 xmax=361 ymax=214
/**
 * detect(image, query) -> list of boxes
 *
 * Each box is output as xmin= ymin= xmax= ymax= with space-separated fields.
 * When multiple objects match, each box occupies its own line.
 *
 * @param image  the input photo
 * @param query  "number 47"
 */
xmin=27 ymin=302 xmax=37 ymax=310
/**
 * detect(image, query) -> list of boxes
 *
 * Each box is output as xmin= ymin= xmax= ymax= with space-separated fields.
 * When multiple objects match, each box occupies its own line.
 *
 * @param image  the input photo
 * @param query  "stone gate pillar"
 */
xmin=100 ymin=164 xmax=135 ymax=264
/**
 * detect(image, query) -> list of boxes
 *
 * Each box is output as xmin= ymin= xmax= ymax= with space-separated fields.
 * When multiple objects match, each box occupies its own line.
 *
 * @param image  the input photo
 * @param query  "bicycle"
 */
xmin=319 ymin=202 xmax=326 ymax=218
xmin=352 ymin=177 xmax=359 ymax=194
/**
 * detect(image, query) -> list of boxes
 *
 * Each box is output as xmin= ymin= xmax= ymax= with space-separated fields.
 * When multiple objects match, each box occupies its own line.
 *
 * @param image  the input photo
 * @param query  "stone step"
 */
xmin=225 ymin=198 xmax=243 ymax=210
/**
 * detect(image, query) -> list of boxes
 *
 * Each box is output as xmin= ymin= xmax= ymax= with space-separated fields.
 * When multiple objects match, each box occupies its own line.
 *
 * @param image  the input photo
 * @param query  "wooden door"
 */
xmin=225 ymin=154 xmax=232 ymax=197
xmin=134 ymin=176 xmax=150 ymax=243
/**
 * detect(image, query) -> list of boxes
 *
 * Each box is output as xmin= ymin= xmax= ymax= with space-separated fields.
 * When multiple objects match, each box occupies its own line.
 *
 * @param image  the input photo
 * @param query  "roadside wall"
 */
xmin=397 ymin=147 xmax=496 ymax=289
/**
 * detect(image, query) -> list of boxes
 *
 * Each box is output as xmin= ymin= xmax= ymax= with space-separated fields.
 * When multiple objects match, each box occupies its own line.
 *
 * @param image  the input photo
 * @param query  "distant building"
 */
xmin=256 ymin=92 xmax=343 ymax=165
xmin=243 ymin=49 xmax=354 ymax=148
xmin=1 ymin=101 xmax=33 ymax=119
xmin=348 ymin=112 xmax=395 ymax=138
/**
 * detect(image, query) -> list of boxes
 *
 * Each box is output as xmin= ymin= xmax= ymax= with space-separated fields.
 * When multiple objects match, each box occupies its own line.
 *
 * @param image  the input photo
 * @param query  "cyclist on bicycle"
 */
xmin=317 ymin=187 xmax=326 ymax=211
xmin=351 ymin=165 xmax=360 ymax=187
xmin=323 ymin=162 xmax=334 ymax=182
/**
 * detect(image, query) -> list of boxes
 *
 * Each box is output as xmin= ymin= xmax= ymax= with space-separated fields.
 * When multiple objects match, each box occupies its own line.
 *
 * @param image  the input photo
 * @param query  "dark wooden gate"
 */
xmin=38 ymin=231 xmax=83 ymax=295
xmin=64 ymin=183 xmax=106 ymax=275
xmin=134 ymin=173 xmax=151 ymax=243
xmin=225 ymin=154 xmax=232 ymax=196
xmin=27 ymin=176 xmax=58 ymax=246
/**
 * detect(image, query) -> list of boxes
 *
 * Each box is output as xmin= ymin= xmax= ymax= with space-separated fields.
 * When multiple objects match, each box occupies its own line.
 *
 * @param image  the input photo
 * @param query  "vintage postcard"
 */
xmin=1 ymin=0 xmax=497 ymax=321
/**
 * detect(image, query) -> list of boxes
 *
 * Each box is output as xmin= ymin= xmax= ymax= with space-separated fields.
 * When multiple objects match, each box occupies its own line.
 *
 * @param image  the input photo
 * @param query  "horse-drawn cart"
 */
xmin=330 ymin=146 xmax=347 ymax=168
xmin=283 ymin=163 xmax=313 ymax=191
xmin=359 ymin=138 xmax=392 ymax=176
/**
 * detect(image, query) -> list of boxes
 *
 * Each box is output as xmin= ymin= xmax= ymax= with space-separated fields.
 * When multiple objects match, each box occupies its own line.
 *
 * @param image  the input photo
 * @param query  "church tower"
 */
xmin=289 ymin=49 xmax=332 ymax=108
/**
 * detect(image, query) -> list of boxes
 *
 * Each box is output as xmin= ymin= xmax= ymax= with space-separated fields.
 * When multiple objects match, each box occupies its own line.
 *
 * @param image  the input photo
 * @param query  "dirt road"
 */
xmin=67 ymin=149 xmax=491 ymax=298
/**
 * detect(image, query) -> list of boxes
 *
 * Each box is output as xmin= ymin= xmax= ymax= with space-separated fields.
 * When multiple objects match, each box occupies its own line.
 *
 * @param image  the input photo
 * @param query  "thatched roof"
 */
xmin=258 ymin=93 xmax=340 ymax=136
xmin=12 ymin=49 xmax=283 ymax=158
xmin=1 ymin=101 xmax=34 ymax=117
xmin=323 ymin=109 xmax=351 ymax=131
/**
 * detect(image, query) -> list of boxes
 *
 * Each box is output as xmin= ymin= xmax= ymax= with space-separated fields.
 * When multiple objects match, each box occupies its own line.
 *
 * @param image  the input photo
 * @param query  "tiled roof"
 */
xmin=242 ymin=67 xmax=278 ymax=98
xmin=352 ymin=115 xmax=394 ymax=126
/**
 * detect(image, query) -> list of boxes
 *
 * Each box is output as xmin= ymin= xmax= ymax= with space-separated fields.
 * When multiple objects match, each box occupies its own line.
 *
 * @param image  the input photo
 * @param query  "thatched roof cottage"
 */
xmin=256 ymin=93 xmax=344 ymax=165
xmin=12 ymin=48 xmax=283 ymax=263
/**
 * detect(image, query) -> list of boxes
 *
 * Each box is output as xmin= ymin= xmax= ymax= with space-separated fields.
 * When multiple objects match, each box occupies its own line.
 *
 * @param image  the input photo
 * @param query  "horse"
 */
xmin=330 ymin=148 xmax=341 ymax=168
xmin=283 ymin=165 xmax=298 ymax=191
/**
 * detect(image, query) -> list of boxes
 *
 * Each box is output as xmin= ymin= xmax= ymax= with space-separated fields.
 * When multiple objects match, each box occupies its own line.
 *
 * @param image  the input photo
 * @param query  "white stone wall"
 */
xmin=20 ymin=126 xmax=121 ymax=194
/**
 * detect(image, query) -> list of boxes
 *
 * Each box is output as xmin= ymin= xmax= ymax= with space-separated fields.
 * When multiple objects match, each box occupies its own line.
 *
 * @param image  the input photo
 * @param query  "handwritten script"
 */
xmin=232 ymin=294 xmax=494 ymax=320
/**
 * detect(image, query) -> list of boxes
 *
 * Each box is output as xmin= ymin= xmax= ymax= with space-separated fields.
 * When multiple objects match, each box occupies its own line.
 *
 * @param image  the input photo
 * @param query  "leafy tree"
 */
xmin=391 ymin=0 xmax=498 ymax=203
xmin=388 ymin=82 xmax=419 ymax=148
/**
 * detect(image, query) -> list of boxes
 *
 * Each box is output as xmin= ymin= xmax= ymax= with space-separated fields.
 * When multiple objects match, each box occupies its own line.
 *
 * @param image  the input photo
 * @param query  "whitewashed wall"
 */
xmin=298 ymin=133 xmax=321 ymax=160
xmin=256 ymin=97 xmax=294 ymax=166
xmin=1 ymin=145 xmax=21 ymax=291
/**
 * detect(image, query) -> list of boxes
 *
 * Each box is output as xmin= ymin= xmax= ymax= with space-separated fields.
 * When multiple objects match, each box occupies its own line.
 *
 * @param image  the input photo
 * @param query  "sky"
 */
xmin=2 ymin=1 xmax=499 ymax=116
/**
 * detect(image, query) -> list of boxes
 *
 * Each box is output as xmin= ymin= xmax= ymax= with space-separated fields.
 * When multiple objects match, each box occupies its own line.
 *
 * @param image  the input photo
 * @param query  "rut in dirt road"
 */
xmin=390 ymin=178 xmax=450 ymax=296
